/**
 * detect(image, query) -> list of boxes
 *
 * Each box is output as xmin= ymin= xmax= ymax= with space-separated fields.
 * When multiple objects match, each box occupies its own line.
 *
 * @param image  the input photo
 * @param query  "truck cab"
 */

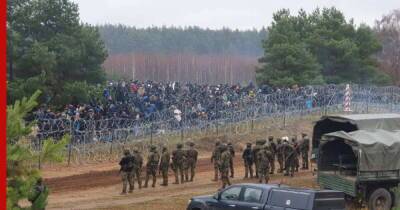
xmin=187 ymin=183 xmax=345 ymax=210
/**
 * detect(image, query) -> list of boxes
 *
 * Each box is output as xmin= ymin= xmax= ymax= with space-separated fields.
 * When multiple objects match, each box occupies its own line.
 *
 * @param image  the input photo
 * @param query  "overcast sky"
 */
xmin=72 ymin=0 xmax=399 ymax=30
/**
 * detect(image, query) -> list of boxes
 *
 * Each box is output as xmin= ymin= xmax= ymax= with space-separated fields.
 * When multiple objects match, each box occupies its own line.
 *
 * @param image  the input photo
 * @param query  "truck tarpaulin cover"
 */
xmin=322 ymin=130 xmax=400 ymax=171
xmin=313 ymin=114 xmax=400 ymax=148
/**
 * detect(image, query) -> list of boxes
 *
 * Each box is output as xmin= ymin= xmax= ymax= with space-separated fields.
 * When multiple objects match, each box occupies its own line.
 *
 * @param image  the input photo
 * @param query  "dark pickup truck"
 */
xmin=187 ymin=183 xmax=345 ymax=210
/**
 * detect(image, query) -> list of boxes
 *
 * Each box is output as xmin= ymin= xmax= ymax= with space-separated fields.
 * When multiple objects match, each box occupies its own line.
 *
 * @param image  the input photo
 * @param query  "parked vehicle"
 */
xmin=187 ymin=183 xmax=345 ymax=210
xmin=311 ymin=113 xmax=400 ymax=159
xmin=318 ymin=129 xmax=400 ymax=210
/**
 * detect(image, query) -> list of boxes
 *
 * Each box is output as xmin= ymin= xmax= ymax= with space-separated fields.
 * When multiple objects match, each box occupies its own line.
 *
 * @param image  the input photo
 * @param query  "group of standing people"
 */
xmin=118 ymin=142 xmax=198 ymax=194
xmin=118 ymin=133 xmax=310 ymax=193
xmin=241 ymin=134 xmax=310 ymax=183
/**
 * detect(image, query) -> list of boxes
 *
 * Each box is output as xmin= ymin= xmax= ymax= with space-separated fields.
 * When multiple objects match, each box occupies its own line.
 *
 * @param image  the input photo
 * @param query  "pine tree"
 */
xmin=7 ymin=90 xmax=69 ymax=210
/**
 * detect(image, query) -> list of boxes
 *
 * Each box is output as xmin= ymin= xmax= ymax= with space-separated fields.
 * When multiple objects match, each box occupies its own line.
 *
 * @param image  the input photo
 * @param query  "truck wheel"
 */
xmin=368 ymin=188 xmax=392 ymax=210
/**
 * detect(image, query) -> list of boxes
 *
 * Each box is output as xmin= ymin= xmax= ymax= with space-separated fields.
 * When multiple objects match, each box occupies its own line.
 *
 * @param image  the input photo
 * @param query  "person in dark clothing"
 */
xmin=119 ymin=150 xmax=135 ymax=194
xmin=242 ymin=143 xmax=254 ymax=179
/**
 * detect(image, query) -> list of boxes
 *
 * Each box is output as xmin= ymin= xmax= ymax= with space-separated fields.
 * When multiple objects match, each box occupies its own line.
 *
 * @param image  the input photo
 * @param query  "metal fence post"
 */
xmin=38 ymin=137 xmax=42 ymax=169
xmin=150 ymin=123 xmax=153 ymax=145
xmin=68 ymin=119 xmax=73 ymax=166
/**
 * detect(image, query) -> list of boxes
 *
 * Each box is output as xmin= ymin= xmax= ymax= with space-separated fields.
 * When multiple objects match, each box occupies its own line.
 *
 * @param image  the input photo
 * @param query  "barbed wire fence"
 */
xmin=32 ymin=85 xmax=400 ymax=166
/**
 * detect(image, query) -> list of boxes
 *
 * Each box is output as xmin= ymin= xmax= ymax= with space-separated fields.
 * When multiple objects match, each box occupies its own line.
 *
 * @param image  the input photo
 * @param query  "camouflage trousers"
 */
xmin=258 ymin=165 xmax=270 ymax=184
xmin=133 ymin=168 xmax=142 ymax=189
xmin=160 ymin=166 xmax=169 ymax=186
xmin=121 ymin=171 xmax=134 ymax=193
xmin=302 ymin=152 xmax=309 ymax=169
xmin=213 ymin=163 xmax=219 ymax=181
xmin=187 ymin=161 xmax=196 ymax=181
xmin=243 ymin=160 xmax=253 ymax=178
xmin=144 ymin=166 xmax=157 ymax=188
xmin=219 ymin=168 xmax=231 ymax=189
xmin=285 ymin=157 xmax=296 ymax=177
xmin=173 ymin=163 xmax=185 ymax=184
xmin=254 ymin=160 xmax=259 ymax=178
xmin=277 ymin=154 xmax=284 ymax=172
xmin=269 ymin=155 xmax=275 ymax=174
xmin=229 ymin=158 xmax=234 ymax=178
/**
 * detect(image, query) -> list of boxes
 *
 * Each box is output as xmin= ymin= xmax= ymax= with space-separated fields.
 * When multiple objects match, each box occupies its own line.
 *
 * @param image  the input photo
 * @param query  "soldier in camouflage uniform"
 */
xmin=211 ymin=141 xmax=221 ymax=181
xmin=291 ymin=136 xmax=300 ymax=172
xmin=252 ymin=140 xmax=264 ymax=178
xmin=183 ymin=145 xmax=190 ymax=182
xmin=186 ymin=142 xmax=198 ymax=182
xmin=144 ymin=145 xmax=160 ymax=188
xmin=282 ymin=140 xmax=297 ymax=177
xmin=300 ymin=133 xmax=310 ymax=170
xmin=227 ymin=142 xmax=235 ymax=178
xmin=268 ymin=136 xmax=276 ymax=174
xmin=172 ymin=143 xmax=186 ymax=184
xmin=159 ymin=146 xmax=170 ymax=186
xmin=276 ymin=138 xmax=284 ymax=173
xmin=257 ymin=145 xmax=272 ymax=183
xmin=242 ymin=143 xmax=254 ymax=178
xmin=132 ymin=148 xmax=143 ymax=189
xmin=119 ymin=150 xmax=135 ymax=194
xmin=219 ymin=144 xmax=232 ymax=189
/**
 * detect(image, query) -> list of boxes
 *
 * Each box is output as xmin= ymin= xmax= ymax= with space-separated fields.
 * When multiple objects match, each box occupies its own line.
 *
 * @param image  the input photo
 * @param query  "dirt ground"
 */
xmin=42 ymin=117 xmax=341 ymax=210
xmin=44 ymin=154 xmax=319 ymax=210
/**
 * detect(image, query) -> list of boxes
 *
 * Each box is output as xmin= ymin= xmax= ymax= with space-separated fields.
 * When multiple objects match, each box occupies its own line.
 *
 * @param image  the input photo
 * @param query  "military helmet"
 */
xmin=177 ymin=143 xmax=183 ymax=148
xmin=124 ymin=149 xmax=130 ymax=155
xmin=219 ymin=144 xmax=228 ymax=151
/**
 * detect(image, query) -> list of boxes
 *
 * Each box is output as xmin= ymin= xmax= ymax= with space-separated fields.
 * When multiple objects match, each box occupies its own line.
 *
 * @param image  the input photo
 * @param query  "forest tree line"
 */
xmin=99 ymin=10 xmax=400 ymax=86
xmin=97 ymin=25 xmax=267 ymax=56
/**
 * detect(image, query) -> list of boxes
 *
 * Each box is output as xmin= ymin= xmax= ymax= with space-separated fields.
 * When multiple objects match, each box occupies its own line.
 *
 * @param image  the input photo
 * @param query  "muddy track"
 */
xmin=45 ymin=156 xmax=243 ymax=194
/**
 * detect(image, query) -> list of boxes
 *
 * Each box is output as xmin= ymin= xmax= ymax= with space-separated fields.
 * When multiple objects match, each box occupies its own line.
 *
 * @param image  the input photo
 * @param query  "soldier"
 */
xmin=186 ymin=142 xmax=198 ymax=182
xmin=257 ymin=145 xmax=272 ymax=183
xmin=242 ymin=143 xmax=254 ymax=178
xmin=268 ymin=136 xmax=276 ymax=174
xmin=159 ymin=146 xmax=170 ymax=186
xmin=276 ymin=138 xmax=284 ymax=173
xmin=291 ymin=136 xmax=300 ymax=172
xmin=219 ymin=144 xmax=232 ymax=189
xmin=172 ymin=143 xmax=186 ymax=184
xmin=132 ymin=148 xmax=143 ymax=189
xmin=301 ymin=133 xmax=310 ymax=170
xmin=211 ymin=141 xmax=221 ymax=181
xmin=282 ymin=140 xmax=297 ymax=177
xmin=227 ymin=142 xmax=235 ymax=178
xmin=119 ymin=149 xmax=135 ymax=194
xmin=252 ymin=140 xmax=263 ymax=178
xmin=144 ymin=145 xmax=160 ymax=188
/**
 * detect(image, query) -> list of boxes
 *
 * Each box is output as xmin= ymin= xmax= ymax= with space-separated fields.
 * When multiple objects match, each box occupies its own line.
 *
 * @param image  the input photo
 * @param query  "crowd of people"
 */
xmin=118 ymin=133 xmax=310 ymax=193
xmin=34 ymin=80 xmax=337 ymax=143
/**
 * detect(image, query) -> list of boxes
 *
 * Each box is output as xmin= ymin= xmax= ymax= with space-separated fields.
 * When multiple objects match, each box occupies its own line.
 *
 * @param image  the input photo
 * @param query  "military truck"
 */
xmin=317 ymin=129 xmax=400 ymax=210
xmin=312 ymin=113 xmax=400 ymax=152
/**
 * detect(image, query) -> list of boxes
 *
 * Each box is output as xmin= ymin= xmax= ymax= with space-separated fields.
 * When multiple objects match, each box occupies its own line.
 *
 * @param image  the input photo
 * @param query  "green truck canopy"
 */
xmin=322 ymin=130 xmax=400 ymax=171
xmin=313 ymin=114 xmax=400 ymax=148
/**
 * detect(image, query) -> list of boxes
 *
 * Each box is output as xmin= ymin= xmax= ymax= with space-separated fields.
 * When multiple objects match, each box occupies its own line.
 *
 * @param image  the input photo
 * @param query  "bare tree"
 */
xmin=376 ymin=9 xmax=400 ymax=85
